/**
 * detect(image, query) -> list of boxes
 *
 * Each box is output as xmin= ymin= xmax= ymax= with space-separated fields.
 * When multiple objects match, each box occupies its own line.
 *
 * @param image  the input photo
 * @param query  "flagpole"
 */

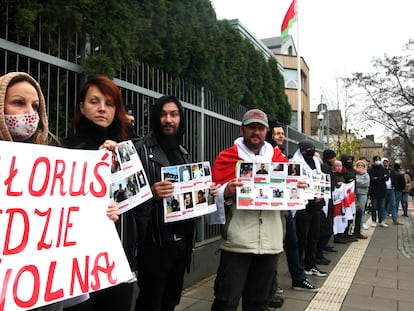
xmin=296 ymin=0 xmax=302 ymax=133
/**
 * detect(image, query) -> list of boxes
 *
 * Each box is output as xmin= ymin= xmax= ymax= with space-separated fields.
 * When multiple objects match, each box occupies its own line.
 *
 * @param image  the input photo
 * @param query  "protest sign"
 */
xmin=161 ymin=162 xmax=217 ymax=223
xmin=0 ymin=141 xmax=133 ymax=310
xmin=109 ymin=140 xmax=152 ymax=214
xmin=235 ymin=162 xmax=330 ymax=210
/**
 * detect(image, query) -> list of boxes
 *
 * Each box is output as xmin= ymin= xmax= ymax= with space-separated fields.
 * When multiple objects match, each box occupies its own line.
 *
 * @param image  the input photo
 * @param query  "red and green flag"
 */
xmin=281 ymin=0 xmax=297 ymax=40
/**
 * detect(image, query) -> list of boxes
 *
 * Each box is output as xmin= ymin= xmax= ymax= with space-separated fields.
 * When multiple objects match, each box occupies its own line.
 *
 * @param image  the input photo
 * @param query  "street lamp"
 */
xmin=317 ymin=110 xmax=325 ymax=143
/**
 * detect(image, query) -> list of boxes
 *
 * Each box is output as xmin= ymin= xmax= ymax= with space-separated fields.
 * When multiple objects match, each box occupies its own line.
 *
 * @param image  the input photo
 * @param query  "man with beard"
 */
xmin=133 ymin=95 xmax=217 ymax=311
xmin=210 ymin=109 xmax=288 ymax=310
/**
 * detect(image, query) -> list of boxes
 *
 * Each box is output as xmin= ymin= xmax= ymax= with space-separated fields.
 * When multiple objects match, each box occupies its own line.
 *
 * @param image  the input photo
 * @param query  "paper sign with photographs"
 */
xmin=161 ymin=162 xmax=217 ymax=223
xmin=109 ymin=140 xmax=153 ymax=214
xmin=236 ymin=162 xmax=307 ymax=210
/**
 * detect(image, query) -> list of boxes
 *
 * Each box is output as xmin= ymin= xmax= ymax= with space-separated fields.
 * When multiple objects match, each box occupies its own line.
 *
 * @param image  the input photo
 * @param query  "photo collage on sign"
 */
xmin=109 ymin=140 xmax=153 ymax=214
xmin=162 ymin=162 xmax=216 ymax=222
xmin=236 ymin=162 xmax=331 ymax=210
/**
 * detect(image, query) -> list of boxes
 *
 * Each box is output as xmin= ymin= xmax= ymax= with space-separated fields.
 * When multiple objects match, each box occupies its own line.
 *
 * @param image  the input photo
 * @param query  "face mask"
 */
xmin=375 ymin=160 xmax=381 ymax=166
xmin=5 ymin=112 xmax=40 ymax=141
xmin=303 ymin=149 xmax=315 ymax=158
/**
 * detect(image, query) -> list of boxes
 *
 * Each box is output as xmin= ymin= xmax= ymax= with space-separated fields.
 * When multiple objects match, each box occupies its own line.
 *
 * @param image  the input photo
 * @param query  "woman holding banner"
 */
xmin=62 ymin=75 xmax=136 ymax=311
xmin=0 ymin=72 xmax=120 ymax=310
xmin=0 ymin=72 xmax=65 ymax=311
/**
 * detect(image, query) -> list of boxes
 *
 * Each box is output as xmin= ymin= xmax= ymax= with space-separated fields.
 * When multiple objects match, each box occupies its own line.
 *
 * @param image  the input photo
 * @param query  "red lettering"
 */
xmin=35 ymin=207 xmax=77 ymax=250
xmin=70 ymin=256 xmax=90 ymax=295
xmin=5 ymin=156 xmax=22 ymax=196
xmin=90 ymin=155 xmax=109 ymax=197
xmin=50 ymin=159 xmax=67 ymax=196
xmin=44 ymin=261 xmax=64 ymax=302
xmin=0 ymin=269 xmax=12 ymax=311
xmin=3 ymin=209 xmax=29 ymax=255
xmin=90 ymin=252 xmax=116 ymax=290
xmin=29 ymin=157 xmax=51 ymax=197
xmin=36 ymin=208 xmax=52 ymax=250
xmin=69 ymin=162 xmax=87 ymax=196
xmin=63 ymin=207 xmax=78 ymax=247
xmin=13 ymin=265 xmax=40 ymax=308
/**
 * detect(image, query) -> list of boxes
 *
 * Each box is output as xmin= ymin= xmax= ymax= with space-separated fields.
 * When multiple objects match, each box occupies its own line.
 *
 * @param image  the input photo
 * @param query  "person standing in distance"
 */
xmin=133 ymin=95 xmax=217 ymax=311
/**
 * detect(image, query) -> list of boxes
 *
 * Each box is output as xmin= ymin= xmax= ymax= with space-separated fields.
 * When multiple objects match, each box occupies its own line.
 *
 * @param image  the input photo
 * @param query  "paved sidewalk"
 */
xmin=177 ymin=201 xmax=414 ymax=310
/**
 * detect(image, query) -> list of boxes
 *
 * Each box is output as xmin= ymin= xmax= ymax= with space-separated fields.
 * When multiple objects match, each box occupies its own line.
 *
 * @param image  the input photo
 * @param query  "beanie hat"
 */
xmin=299 ymin=139 xmax=315 ymax=151
xmin=0 ymin=72 xmax=48 ymax=143
xmin=322 ymin=149 xmax=336 ymax=160
xmin=242 ymin=109 xmax=269 ymax=127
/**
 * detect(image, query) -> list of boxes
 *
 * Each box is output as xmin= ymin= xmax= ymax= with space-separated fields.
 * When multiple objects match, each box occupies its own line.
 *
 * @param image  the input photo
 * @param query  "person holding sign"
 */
xmin=133 ymin=95 xmax=218 ymax=311
xmin=62 ymin=75 xmax=135 ymax=311
xmin=210 ymin=109 xmax=288 ymax=310
xmin=291 ymin=140 xmax=328 ymax=278
xmin=0 ymin=72 xmax=66 ymax=311
xmin=266 ymin=120 xmax=318 ymax=309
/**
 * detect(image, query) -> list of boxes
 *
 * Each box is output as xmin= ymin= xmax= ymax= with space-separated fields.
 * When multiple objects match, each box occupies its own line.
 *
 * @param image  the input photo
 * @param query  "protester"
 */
xmin=331 ymin=160 xmax=348 ymax=244
xmin=133 ymin=95 xmax=218 ymax=311
xmin=368 ymin=156 xmax=390 ymax=228
xmin=210 ymin=109 xmax=287 ymax=310
xmin=340 ymin=154 xmax=358 ymax=242
xmin=353 ymin=159 xmax=370 ymax=238
xmin=0 ymin=71 xmax=65 ymax=311
xmin=62 ymin=75 xmax=135 ymax=311
xmin=402 ymin=169 xmax=412 ymax=217
xmin=266 ymin=121 xmax=319 ymax=309
xmin=391 ymin=163 xmax=405 ymax=224
xmin=317 ymin=149 xmax=337 ymax=263
xmin=291 ymin=140 xmax=327 ymax=277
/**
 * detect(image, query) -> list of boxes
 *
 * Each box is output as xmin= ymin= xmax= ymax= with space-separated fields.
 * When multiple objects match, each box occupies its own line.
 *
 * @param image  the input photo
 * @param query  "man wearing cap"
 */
xmin=211 ymin=109 xmax=287 ymax=310
xmin=291 ymin=140 xmax=328 ymax=277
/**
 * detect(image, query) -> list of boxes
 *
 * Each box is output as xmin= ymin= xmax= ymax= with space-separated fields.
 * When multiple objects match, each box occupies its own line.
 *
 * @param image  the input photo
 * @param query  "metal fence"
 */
xmin=1 ymin=21 xmax=321 ymax=246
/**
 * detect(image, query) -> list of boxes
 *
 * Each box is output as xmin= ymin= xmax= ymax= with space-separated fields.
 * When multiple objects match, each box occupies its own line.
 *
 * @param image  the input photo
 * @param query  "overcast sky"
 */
xmin=210 ymin=0 xmax=414 ymax=114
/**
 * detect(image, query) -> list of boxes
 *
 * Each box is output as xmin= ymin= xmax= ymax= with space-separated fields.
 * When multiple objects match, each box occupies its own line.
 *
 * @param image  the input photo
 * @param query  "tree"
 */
xmin=1 ymin=0 xmax=292 ymax=122
xmin=345 ymin=49 xmax=414 ymax=167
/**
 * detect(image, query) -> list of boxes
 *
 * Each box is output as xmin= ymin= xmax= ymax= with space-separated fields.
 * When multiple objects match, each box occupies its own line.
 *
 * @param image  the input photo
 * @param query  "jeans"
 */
xmin=401 ymin=192 xmax=409 ymax=216
xmin=284 ymin=211 xmax=306 ymax=281
xmin=385 ymin=189 xmax=397 ymax=221
xmin=394 ymin=191 xmax=403 ymax=216
xmin=371 ymin=196 xmax=386 ymax=223
xmin=355 ymin=193 xmax=368 ymax=232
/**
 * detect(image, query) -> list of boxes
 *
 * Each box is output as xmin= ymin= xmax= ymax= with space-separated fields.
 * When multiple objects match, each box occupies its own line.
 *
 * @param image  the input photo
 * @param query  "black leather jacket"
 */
xmin=133 ymin=132 xmax=195 ymax=271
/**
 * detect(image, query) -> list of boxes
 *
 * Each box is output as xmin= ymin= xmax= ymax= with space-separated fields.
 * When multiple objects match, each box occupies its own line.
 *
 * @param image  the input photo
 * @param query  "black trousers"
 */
xmin=317 ymin=203 xmax=333 ymax=258
xmin=135 ymin=240 xmax=187 ymax=311
xmin=211 ymin=250 xmax=278 ymax=311
xmin=295 ymin=208 xmax=320 ymax=271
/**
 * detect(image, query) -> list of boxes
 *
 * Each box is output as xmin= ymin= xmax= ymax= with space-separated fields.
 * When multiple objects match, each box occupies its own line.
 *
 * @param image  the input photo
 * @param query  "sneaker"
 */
xmin=304 ymin=267 xmax=328 ymax=277
xmin=393 ymin=220 xmax=404 ymax=225
xmin=362 ymin=223 xmax=369 ymax=230
xmin=275 ymin=286 xmax=284 ymax=294
xmin=379 ymin=222 xmax=389 ymax=228
xmin=292 ymin=279 xmax=319 ymax=292
xmin=371 ymin=222 xmax=377 ymax=227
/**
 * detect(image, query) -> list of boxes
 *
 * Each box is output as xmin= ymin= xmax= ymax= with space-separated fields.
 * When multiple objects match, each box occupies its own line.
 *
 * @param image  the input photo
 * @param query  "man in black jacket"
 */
xmin=133 ymin=95 xmax=216 ymax=311
xmin=368 ymin=156 xmax=390 ymax=227
xmin=392 ymin=163 xmax=405 ymax=224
